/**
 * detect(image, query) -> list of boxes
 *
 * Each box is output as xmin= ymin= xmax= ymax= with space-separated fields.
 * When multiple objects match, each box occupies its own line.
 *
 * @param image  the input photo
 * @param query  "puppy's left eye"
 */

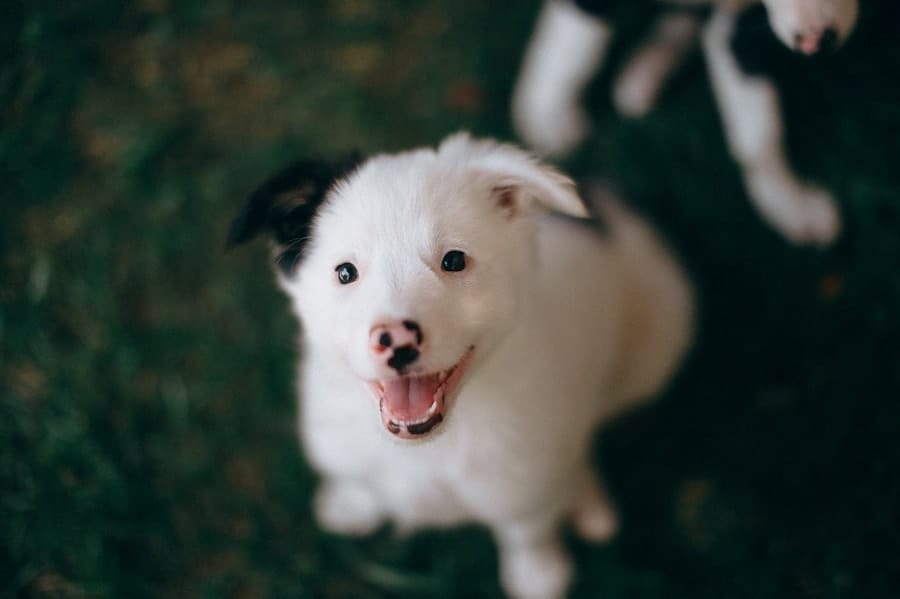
xmin=441 ymin=250 xmax=467 ymax=272
xmin=335 ymin=262 xmax=358 ymax=284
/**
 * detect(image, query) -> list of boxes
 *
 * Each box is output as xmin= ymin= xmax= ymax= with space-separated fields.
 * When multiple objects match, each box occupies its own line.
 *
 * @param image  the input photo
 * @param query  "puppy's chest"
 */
xmin=302 ymin=383 xmax=574 ymax=525
xmin=330 ymin=427 xmax=566 ymax=527
xmin=305 ymin=415 xmax=486 ymax=526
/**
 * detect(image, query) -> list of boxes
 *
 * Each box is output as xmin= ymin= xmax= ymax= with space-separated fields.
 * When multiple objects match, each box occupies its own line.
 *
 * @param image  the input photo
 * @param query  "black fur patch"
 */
xmin=572 ymin=0 xmax=709 ymax=21
xmin=731 ymin=3 xmax=785 ymax=77
xmin=227 ymin=154 xmax=363 ymax=274
xmin=572 ymin=0 xmax=616 ymax=19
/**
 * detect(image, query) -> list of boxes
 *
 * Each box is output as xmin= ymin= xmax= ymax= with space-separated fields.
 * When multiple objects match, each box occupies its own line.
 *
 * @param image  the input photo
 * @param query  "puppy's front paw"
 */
xmin=572 ymin=497 xmax=619 ymax=543
xmin=571 ymin=470 xmax=619 ymax=542
xmin=612 ymin=64 xmax=663 ymax=118
xmin=513 ymin=98 xmax=590 ymax=157
xmin=792 ymin=185 xmax=842 ymax=245
xmin=612 ymin=14 xmax=699 ymax=118
xmin=747 ymin=175 xmax=842 ymax=246
xmin=499 ymin=543 xmax=573 ymax=599
xmin=314 ymin=480 xmax=385 ymax=536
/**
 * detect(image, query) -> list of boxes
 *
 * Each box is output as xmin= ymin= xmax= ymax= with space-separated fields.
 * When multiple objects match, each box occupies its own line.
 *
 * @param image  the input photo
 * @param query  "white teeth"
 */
xmin=426 ymin=393 xmax=440 ymax=417
xmin=392 ymin=393 xmax=442 ymax=427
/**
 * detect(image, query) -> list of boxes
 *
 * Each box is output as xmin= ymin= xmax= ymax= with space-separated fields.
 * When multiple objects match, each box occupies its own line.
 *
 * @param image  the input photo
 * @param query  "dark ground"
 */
xmin=3 ymin=1 xmax=900 ymax=597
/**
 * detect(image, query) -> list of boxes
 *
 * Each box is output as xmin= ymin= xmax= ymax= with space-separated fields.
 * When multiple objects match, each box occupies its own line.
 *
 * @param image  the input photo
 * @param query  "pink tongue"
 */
xmin=382 ymin=375 xmax=440 ymax=420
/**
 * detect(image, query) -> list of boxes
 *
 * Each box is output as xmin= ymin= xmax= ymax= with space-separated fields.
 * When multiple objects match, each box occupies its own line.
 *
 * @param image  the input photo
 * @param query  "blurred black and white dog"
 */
xmin=513 ymin=0 xmax=859 ymax=244
xmin=229 ymin=133 xmax=694 ymax=598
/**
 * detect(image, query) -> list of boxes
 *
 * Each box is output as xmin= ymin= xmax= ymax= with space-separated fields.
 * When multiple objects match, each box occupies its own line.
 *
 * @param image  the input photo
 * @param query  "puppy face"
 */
xmin=229 ymin=133 xmax=586 ymax=440
xmin=760 ymin=0 xmax=859 ymax=54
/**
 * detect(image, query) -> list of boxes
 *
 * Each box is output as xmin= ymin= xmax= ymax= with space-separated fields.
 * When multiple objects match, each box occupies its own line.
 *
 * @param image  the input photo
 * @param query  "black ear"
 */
xmin=227 ymin=153 xmax=363 ymax=272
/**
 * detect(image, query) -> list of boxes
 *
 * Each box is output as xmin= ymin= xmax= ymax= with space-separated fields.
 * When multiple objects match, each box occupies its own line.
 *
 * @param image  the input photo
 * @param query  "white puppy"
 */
xmin=228 ymin=133 xmax=694 ymax=599
xmin=513 ymin=0 xmax=859 ymax=245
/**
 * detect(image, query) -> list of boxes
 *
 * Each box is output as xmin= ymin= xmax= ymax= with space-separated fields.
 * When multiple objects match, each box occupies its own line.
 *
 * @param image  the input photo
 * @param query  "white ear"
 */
xmin=437 ymin=132 xmax=588 ymax=218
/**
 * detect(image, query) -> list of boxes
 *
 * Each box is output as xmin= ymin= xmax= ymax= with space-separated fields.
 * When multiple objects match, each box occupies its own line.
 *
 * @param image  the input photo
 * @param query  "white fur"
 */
xmin=512 ymin=0 xmax=857 ymax=244
xmin=760 ymin=0 xmax=859 ymax=51
xmin=278 ymin=134 xmax=694 ymax=599
xmin=512 ymin=0 xmax=614 ymax=156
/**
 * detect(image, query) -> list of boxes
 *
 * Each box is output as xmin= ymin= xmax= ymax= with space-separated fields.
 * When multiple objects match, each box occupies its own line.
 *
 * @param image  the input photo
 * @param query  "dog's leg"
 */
xmin=494 ymin=515 xmax=572 ymax=599
xmin=702 ymin=7 xmax=841 ymax=245
xmin=512 ymin=0 xmax=613 ymax=156
xmin=612 ymin=11 xmax=702 ymax=118
xmin=313 ymin=478 xmax=386 ymax=536
xmin=571 ymin=466 xmax=619 ymax=542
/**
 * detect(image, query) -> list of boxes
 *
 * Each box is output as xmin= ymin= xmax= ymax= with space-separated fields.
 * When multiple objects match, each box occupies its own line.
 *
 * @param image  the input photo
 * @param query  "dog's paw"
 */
xmin=612 ymin=65 xmax=662 ymax=119
xmin=572 ymin=497 xmax=619 ymax=543
xmin=571 ymin=472 xmax=619 ymax=542
xmin=612 ymin=13 xmax=699 ymax=119
xmin=746 ymin=175 xmax=842 ymax=245
xmin=513 ymin=99 xmax=590 ymax=157
xmin=314 ymin=480 xmax=385 ymax=536
xmin=499 ymin=543 xmax=573 ymax=599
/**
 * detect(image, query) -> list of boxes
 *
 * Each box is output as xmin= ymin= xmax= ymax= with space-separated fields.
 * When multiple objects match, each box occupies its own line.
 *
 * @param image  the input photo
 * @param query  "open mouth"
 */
xmin=367 ymin=347 xmax=474 ymax=439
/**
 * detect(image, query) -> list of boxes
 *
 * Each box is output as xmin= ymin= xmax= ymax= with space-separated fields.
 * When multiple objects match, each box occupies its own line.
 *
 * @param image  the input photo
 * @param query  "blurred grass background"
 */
xmin=2 ymin=0 xmax=900 ymax=597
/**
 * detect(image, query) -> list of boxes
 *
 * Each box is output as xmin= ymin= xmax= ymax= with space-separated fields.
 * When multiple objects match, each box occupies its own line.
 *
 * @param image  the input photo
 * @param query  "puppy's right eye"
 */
xmin=335 ymin=263 xmax=358 ymax=284
xmin=441 ymin=250 xmax=467 ymax=272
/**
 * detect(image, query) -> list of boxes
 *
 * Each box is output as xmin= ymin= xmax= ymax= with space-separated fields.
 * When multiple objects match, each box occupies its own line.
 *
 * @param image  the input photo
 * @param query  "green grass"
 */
xmin=3 ymin=1 xmax=900 ymax=597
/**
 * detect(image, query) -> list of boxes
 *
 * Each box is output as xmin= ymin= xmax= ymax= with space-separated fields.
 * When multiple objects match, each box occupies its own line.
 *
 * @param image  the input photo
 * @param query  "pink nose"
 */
xmin=369 ymin=320 xmax=424 ymax=371
xmin=794 ymin=28 xmax=838 ymax=55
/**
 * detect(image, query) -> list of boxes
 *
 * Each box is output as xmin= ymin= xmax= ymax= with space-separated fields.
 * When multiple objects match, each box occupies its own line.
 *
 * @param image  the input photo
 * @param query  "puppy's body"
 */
xmin=303 ymin=202 xmax=689 ymax=526
xmin=230 ymin=134 xmax=693 ymax=598
xmin=513 ymin=0 xmax=858 ymax=244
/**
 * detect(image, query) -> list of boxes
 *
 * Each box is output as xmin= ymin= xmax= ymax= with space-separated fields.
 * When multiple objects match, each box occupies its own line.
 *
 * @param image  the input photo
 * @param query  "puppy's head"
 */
xmin=760 ymin=0 xmax=858 ymax=54
xmin=229 ymin=133 xmax=586 ymax=440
